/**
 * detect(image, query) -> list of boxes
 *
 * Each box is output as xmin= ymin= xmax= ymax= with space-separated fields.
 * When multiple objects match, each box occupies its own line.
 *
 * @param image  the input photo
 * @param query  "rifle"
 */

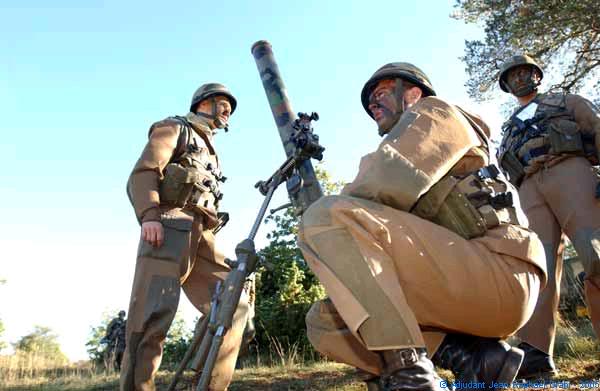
xmin=167 ymin=40 xmax=324 ymax=391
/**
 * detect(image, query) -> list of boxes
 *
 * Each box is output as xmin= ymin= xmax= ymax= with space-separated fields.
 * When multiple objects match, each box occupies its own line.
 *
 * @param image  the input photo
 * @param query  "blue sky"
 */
xmin=0 ymin=1 xmax=513 ymax=360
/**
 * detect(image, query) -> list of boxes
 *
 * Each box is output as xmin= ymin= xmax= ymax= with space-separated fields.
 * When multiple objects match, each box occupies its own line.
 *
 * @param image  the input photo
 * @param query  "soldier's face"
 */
xmin=368 ymin=79 xmax=398 ymax=129
xmin=197 ymin=95 xmax=232 ymax=129
xmin=214 ymin=96 xmax=232 ymax=125
xmin=506 ymin=65 xmax=540 ymax=95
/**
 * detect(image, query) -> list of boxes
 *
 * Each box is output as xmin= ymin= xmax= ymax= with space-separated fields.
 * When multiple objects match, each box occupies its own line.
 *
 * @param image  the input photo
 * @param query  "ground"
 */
xmin=1 ymin=358 xmax=599 ymax=391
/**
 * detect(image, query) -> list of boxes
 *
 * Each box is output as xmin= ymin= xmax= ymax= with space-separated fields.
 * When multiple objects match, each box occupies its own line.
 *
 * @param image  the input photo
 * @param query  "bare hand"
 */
xmin=141 ymin=221 xmax=164 ymax=248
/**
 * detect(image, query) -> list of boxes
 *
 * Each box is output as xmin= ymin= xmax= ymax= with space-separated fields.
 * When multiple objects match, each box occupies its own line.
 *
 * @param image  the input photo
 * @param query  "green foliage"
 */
xmin=14 ymin=326 xmax=68 ymax=364
xmin=85 ymin=313 xmax=113 ymax=366
xmin=85 ymin=311 xmax=192 ymax=370
xmin=160 ymin=314 xmax=193 ymax=369
xmin=254 ymin=165 xmax=342 ymax=358
xmin=453 ymin=0 xmax=600 ymax=102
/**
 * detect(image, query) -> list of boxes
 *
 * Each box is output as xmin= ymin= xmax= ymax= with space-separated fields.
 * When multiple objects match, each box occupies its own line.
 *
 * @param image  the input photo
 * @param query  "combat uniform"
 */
xmin=121 ymin=112 xmax=249 ymax=391
xmin=106 ymin=315 xmax=127 ymax=370
xmin=300 ymin=93 xmax=547 ymax=378
xmin=497 ymin=90 xmax=600 ymax=356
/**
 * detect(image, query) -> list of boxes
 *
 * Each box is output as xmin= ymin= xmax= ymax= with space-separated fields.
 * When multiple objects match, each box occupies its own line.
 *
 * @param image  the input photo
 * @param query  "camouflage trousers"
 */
xmin=120 ymin=207 xmax=249 ymax=391
xmin=516 ymin=157 xmax=600 ymax=354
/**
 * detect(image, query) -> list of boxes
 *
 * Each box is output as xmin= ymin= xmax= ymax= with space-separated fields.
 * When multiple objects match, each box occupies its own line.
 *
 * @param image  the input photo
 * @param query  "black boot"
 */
xmin=515 ymin=342 xmax=557 ymax=380
xmin=432 ymin=334 xmax=524 ymax=386
xmin=380 ymin=348 xmax=442 ymax=391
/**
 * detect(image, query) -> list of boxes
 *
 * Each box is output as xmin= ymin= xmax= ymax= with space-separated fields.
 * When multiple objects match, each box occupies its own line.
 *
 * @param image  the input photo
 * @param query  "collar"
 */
xmin=185 ymin=112 xmax=216 ymax=139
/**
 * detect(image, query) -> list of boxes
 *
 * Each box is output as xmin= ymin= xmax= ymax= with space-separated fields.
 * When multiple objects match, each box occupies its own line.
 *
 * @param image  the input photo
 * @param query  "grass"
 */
xmin=1 ymin=319 xmax=598 ymax=391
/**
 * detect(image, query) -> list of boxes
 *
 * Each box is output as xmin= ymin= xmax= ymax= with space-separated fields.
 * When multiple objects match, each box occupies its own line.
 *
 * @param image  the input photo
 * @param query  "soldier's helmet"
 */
xmin=190 ymin=83 xmax=237 ymax=114
xmin=498 ymin=55 xmax=544 ymax=93
xmin=361 ymin=62 xmax=436 ymax=117
xmin=118 ymin=310 xmax=126 ymax=318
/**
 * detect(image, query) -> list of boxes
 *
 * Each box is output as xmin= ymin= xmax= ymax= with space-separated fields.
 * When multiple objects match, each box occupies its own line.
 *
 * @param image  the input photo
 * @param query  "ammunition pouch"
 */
xmin=160 ymin=163 xmax=221 ymax=211
xmin=412 ymin=165 xmax=519 ymax=239
xmin=499 ymin=150 xmax=526 ymax=187
xmin=548 ymin=119 xmax=584 ymax=155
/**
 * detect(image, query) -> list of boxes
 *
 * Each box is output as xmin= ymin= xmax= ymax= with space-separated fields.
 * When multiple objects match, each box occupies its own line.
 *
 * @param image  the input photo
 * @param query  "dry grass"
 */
xmin=1 ymin=321 xmax=599 ymax=391
xmin=0 ymin=351 xmax=118 ymax=391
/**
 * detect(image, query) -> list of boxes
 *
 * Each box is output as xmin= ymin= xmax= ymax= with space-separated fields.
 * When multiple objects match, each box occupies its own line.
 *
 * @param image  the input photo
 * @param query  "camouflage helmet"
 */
xmin=361 ymin=62 xmax=436 ymax=116
xmin=189 ymin=83 xmax=237 ymax=113
xmin=118 ymin=310 xmax=126 ymax=318
xmin=498 ymin=55 xmax=544 ymax=93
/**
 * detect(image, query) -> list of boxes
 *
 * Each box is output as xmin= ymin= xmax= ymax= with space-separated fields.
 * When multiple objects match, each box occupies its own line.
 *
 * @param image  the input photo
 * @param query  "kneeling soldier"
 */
xmin=300 ymin=62 xmax=547 ymax=390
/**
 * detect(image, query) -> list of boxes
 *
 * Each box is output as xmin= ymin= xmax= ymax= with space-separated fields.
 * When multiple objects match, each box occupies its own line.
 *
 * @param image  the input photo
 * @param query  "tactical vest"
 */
xmin=497 ymin=93 xmax=597 ymax=187
xmin=159 ymin=116 xmax=225 ymax=215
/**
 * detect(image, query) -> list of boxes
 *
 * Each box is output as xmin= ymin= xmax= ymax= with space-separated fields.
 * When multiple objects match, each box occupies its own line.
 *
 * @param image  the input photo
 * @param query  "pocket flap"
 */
xmin=550 ymin=119 xmax=579 ymax=135
xmin=161 ymin=214 xmax=193 ymax=231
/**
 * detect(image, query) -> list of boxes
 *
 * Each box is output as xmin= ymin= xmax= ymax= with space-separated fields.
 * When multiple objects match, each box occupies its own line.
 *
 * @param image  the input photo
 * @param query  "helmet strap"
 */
xmin=196 ymin=97 xmax=230 ymax=132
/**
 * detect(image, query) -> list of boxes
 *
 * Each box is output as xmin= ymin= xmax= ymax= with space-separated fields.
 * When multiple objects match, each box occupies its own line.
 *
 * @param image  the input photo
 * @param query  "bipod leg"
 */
xmin=195 ymin=162 xmax=280 ymax=390
xmin=189 ymin=319 xmax=217 ymax=379
xmin=196 ymin=326 xmax=226 ymax=391
xmin=167 ymin=315 xmax=209 ymax=391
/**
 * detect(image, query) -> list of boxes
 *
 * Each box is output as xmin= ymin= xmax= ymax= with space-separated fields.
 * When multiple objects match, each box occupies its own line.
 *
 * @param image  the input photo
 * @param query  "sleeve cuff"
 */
xmin=141 ymin=207 xmax=161 ymax=223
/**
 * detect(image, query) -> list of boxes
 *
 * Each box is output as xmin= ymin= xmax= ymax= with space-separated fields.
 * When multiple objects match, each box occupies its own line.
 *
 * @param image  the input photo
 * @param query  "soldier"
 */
xmin=121 ymin=83 xmax=250 ymax=391
xmin=496 ymin=55 xmax=600 ymax=379
xmin=299 ymin=62 xmax=547 ymax=390
xmin=104 ymin=310 xmax=127 ymax=371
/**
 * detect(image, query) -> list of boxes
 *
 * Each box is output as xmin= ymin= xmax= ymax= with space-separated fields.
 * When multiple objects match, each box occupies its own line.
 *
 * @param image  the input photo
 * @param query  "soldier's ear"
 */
xmin=413 ymin=87 xmax=423 ymax=101
xmin=407 ymin=86 xmax=422 ymax=102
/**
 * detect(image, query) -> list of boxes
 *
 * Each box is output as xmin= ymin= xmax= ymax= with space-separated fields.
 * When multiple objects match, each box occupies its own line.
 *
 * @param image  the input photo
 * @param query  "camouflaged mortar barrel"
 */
xmin=251 ymin=40 xmax=323 ymax=214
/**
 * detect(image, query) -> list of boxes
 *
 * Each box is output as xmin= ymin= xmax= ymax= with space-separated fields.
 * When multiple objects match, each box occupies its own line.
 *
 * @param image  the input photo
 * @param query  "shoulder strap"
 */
xmin=172 ymin=115 xmax=216 ymax=155
xmin=164 ymin=116 xmax=192 ymax=163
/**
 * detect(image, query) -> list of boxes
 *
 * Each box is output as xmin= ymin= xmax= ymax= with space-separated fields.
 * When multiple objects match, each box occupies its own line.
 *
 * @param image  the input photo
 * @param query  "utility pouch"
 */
xmin=413 ymin=165 xmax=518 ymax=239
xmin=548 ymin=120 xmax=584 ymax=154
xmin=160 ymin=163 xmax=201 ymax=207
xmin=499 ymin=150 xmax=526 ymax=187
xmin=413 ymin=176 xmax=487 ymax=239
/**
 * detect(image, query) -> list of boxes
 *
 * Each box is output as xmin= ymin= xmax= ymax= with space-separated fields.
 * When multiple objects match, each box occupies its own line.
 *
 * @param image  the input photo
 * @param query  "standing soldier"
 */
xmin=496 ymin=55 xmax=600 ymax=379
xmin=121 ymin=83 xmax=250 ymax=391
xmin=299 ymin=62 xmax=547 ymax=390
xmin=104 ymin=310 xmax=127 ymax=371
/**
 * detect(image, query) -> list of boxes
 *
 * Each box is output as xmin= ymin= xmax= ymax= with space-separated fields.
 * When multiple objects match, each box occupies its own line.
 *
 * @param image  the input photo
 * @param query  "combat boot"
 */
xmin=380 ymin=348 xmax=443 ymax=391
xmin=515 ymin=342 xmax=557 ymax=380
xmin=432 ymin=334 xmax=524 ymax=386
